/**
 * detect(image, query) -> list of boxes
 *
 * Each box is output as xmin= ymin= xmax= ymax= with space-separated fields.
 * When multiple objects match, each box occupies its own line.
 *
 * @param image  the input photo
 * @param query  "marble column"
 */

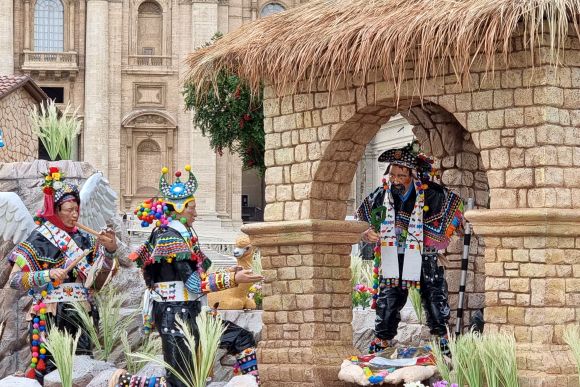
xmin=83 ymin=0 xmax=109 ymax=174
xmin=0 ymin=0 xmax=14 ymax=75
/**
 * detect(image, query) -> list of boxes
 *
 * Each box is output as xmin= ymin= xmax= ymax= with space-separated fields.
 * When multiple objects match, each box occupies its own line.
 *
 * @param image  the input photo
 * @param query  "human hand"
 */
xmin=98 ymin=228 xmax=118 ymax=253
xmin=362 ymin=228 xmax=380 ymax=243
xmin=49 ymin=268 xmax=68 ymax=282
xmin=234 ymin=269 xmax=264 ymax=284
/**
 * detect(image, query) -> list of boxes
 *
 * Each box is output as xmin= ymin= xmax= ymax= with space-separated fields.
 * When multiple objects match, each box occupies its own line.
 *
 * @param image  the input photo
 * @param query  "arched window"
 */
xmin=137 ymin=1 xmax=162 ymax=56
xmin=260 ymin=2 xmax=285 ymax=17
xmin=34 ymin=0 xmax=64 ymax=52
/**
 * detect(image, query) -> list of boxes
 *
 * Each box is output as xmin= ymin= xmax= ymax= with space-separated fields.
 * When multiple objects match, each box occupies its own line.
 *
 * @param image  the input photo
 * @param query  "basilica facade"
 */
xmin=0 ymin=0 xmax=303 ymax=236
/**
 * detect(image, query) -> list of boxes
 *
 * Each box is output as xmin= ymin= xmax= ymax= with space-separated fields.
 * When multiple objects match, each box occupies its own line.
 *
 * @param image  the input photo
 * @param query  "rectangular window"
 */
xmin=41 ymin=87 xmax=64 ymax=103
xmin=142 ymin=47 xmax=154 ymax=55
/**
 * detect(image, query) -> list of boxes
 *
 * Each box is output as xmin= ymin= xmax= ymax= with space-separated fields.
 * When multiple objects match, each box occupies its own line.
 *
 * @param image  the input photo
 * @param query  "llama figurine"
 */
xmin=208 ymin=234 xmax=257 ymax=310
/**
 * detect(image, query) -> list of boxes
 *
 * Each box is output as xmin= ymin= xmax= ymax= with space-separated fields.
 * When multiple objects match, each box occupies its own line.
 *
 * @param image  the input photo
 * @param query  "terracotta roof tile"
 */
xmin=0 ymin=75 xmax=48 ymax=103
xmin=0 ymin=75 xmax=30 ymax=99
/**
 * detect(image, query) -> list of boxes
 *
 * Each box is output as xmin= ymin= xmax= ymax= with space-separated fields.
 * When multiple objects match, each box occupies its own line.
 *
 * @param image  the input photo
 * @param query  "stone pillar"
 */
xmin=0 ymin=0 xmax=14 ymax=75
xmin=83 ymin=0 xmax=109 ymax=174
xmin=69 ymin=0 xmax=75 ymax=51
xmin=189 ymin=0 xmax=221 ymax=220
xmin=24 ymin=0 xmax=30 ymax=50
xmin=107 ymin=0 xmax=122 ymax=193
xmin=467 ymin=209 xmax=580 ymax=385
xmin=242 ymin=220 xmax=367 ymax=386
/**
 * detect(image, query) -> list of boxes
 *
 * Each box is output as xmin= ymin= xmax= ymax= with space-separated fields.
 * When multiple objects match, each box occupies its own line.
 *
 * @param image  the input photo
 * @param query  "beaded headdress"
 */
xmin=378 ymin=140 xmax=435 ymax=182
xmin=36 ymin=166 xmax=79 ymax=231
xmin=135 ymin=165 xmax=198 ymax=227
xmin=159 ymin=165 xmax=198 ymax=213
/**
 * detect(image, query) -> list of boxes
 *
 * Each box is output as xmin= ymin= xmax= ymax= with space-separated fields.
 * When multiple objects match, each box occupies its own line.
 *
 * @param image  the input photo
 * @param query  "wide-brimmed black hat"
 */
xmin=378 ymin=147 xmax=418 ymax=170
xmin=378 ymin=141 xmax=434 ymax=181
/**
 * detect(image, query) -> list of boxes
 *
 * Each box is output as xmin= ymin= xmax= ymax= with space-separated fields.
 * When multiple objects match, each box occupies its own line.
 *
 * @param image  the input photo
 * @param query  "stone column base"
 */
xmin=258 ymin=344 xmax=356 ymax=386
xmin=242 ymin=219 xmax=368 ymax=387
xmin=515 ymin=343 xmax=578 ymax=386
xmin=467 ymin=208 xmax=580 ymax=387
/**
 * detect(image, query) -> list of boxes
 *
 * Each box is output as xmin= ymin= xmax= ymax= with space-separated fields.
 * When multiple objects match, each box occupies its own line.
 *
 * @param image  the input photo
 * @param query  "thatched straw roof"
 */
xmin=186 ymin=0 xmax=580 ymax=97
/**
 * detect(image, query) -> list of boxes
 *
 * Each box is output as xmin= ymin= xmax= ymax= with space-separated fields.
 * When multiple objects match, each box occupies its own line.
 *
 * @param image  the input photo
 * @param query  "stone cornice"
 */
xmin=241 ymin=219 xmax=368 ymax=246
xmin=466 ymin=208 xmax=580 ymax=237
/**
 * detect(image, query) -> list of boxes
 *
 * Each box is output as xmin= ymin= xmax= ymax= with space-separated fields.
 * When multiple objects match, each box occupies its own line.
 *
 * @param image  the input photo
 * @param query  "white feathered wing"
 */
xmin=0 ymin=192 xmax=36 ymax=244
xmin=79 ymin=172 xmax=118 ymax=231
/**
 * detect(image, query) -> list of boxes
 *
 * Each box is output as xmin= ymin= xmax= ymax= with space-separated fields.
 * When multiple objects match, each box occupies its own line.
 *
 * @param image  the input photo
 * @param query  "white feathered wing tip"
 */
xmin=79 ymin=172 xmax=119 ymax=231
xmin=0 ymin=192 xmax=36 ymax=244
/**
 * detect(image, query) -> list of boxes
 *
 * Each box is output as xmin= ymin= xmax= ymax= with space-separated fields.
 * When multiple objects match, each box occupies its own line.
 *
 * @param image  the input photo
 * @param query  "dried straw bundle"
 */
xmin=186 ymin=0 xmax=580 ymax=98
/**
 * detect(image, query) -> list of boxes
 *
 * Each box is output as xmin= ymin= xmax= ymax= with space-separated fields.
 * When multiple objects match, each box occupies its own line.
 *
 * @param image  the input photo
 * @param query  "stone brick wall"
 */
xmin=0 ymin=88 xmax=38 ymax=162
xmin=256 ymin=28 xmax=580 ymax=385
xmin=406 ymin=103 xmax=488 ymax=329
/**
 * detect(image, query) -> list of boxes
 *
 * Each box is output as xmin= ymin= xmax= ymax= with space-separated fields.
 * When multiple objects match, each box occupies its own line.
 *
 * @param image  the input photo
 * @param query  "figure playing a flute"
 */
xmin=3 ymin=166 xmax=119 ymax=384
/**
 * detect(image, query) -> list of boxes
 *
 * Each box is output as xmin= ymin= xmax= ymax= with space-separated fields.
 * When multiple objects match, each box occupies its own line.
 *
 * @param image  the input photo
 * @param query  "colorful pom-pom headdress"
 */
xmin=135 ymin=165 xmax=198 ymax=228
xmin=159 ymin=165 xmax=198 ymax=213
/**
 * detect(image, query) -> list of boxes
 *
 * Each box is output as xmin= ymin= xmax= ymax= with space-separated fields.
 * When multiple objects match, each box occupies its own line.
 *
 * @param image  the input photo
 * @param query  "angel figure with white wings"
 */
xmin=0 ymin=166 xmax=120 ymax=384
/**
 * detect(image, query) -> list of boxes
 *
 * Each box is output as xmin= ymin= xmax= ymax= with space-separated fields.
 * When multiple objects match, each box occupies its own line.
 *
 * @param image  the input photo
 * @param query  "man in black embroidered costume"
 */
xmin=6 ymin=167 xmax=118 ymax=384
xmin=112 ymin=165 xmax=263 ymax=387
xmin=356 ymin=142 xmax=463 ymax=354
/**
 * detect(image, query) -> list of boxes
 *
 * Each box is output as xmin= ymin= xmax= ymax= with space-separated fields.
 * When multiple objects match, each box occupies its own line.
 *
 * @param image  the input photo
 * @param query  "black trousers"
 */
xmin=375 ymin=254 xmax=450 ymax=340
xmin=32 ymin=302 xmax=96 ymax=385
xmin=153 ymin=300 xmax=255 ymax=387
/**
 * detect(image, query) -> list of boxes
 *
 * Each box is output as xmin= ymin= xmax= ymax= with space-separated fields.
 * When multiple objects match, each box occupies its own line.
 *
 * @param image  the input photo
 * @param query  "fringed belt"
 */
xmin=43 ymin=282 xmax=89 ymax=304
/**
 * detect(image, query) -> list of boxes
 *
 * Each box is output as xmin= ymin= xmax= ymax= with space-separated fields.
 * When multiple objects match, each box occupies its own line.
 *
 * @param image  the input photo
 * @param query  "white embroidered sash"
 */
xmin=379 ymin=180 xmax=425 ymax=287
xmin=43 ymin=282 xmax=89 ymax=304
xmin=38 ymin=222 xmax=92 ymax=277
xmin=142 ymin=281 xmax=204 ymax=329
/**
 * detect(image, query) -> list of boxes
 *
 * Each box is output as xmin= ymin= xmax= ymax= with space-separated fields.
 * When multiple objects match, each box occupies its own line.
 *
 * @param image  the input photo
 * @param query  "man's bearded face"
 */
xmin=388 ymin=165 xmax=413 ymax=195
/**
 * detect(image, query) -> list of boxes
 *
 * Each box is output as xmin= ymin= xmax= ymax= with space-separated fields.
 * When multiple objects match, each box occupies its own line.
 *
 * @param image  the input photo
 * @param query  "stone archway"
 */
xmin=243 ymin=57 xmax=579 ymax=385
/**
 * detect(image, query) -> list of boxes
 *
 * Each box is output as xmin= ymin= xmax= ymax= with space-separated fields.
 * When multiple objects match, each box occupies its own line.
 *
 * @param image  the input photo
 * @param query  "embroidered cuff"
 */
xmin=8 ymin=271 xmax=49 ymax=291
xmin=200 ymin=271 xmax=237 ymax=293
xmin=25 ymin=270 xmax=52 ymax=289
xmin=185 ymin=271 xmax=202 ymax=294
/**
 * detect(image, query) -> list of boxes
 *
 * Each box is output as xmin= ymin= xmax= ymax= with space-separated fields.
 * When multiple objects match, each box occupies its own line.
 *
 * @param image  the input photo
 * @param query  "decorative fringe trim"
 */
xmin=132 ymin=236 xmax=207 ymax=269
xmin=381 ymin=278 xmax=421 ymax=290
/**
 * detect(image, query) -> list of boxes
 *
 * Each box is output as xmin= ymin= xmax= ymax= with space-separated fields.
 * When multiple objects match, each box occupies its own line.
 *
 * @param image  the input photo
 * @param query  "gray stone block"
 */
xmin=0 ymin=376 xmax=42 ymax=387
xmin=44 ymin=355 xmax=115 ymax=387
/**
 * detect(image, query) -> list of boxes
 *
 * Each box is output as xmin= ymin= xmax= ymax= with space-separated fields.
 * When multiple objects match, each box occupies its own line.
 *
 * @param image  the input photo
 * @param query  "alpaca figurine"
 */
xmin=207 ymin=234 xmax=257 ymax=310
